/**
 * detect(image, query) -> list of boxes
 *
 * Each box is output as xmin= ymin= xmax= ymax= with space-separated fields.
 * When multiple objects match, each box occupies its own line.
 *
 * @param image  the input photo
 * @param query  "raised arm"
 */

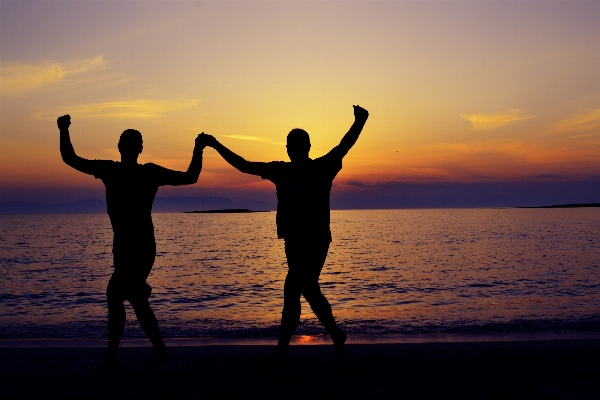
xmin=58 ymin=115 xmax=101 ymax=175
xmin=329 ymin=105 xmax=369 ymax=159
xmin=204 ymin=135 xmax=267 ymax=176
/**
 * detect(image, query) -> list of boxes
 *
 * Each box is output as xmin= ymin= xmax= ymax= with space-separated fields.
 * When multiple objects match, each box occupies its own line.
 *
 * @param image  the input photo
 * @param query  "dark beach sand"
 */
xmin=2 ymin=339 xmax=599 ymax=399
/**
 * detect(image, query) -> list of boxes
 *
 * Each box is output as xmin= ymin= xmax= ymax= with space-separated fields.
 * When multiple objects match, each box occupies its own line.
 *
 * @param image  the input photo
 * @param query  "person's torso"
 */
xmin=97 ymin=162 xmax=160 ymax=251
xmin=271 ymin=157 xmax=340 ymax=241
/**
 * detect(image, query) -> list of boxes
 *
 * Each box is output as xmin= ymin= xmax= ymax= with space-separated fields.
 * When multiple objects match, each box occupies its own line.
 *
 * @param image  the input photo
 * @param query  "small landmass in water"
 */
xmin=518 ymin=203 xmax=600 ymax=209
xmin=183 ymin=209 xmax=270 ymax=214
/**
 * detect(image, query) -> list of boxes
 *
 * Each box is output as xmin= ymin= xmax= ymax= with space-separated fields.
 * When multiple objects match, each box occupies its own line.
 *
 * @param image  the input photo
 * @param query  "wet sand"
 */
xmin=1 ymin=339 xmax=599 ymax=399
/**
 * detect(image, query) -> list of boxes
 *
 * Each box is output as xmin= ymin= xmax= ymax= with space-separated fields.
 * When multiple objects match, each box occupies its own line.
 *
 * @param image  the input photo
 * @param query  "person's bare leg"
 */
xmin=130 ymin=297 xmax=169 ymax=363
xmin=274 ymin=272 xmax=302 ymax=358
xmin=302 ymin=241 xmax=347 ymax=356
xmin=95 ymin=298 xmax=125 ymax=370
xmin=302 ymin=281 xmax=347 ymax=356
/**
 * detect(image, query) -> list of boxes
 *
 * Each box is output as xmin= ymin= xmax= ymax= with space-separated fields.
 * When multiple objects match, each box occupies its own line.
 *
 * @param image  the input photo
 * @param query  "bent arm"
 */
xmin=156 ymin=134 xmax=205 ymax=186
xmin=180 ymin=144 xmax=203 ymax=184
xmin=329 ymin=105 xmax=369 ymax=159
xmin=58 ymin=115 xmax=99 ymax=175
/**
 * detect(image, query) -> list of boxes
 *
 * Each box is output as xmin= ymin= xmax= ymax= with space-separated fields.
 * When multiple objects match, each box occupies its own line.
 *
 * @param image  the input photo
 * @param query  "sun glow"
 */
xmin=1 ymin=1 xmax=600 ymax=203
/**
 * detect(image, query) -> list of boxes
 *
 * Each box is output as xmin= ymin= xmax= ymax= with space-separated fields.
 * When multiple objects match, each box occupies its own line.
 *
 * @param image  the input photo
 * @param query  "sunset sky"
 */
xmin=1 ymin=1 xmax=600 ymax=208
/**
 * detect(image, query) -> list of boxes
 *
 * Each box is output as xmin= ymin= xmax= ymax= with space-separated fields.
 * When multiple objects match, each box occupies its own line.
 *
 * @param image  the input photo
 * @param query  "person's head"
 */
xmin=286 ymin=128 xmax=311 ymax=162
xmin=118 ymin=129 xmax=143 ymax=160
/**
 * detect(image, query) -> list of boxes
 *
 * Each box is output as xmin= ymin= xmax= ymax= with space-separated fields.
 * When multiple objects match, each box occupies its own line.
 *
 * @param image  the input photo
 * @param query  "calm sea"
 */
xmin=1 ymin=209 xmax=599 ymax=339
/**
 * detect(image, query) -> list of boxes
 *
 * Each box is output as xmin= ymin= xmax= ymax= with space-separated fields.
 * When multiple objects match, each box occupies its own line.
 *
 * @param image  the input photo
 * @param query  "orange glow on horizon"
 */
xmin=2 ymin=2 xmax=600 ymax=199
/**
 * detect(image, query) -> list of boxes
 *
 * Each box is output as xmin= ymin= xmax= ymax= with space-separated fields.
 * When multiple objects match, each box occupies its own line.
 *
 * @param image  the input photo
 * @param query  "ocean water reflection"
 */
xmin=1 ymin=209 xmax=599 ymax=338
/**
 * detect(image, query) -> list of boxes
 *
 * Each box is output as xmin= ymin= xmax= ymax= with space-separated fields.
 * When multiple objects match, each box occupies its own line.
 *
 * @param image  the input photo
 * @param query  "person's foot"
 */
xmin=143 ymin=351 xmax=170 ymax=366
xmin=332 ymin=331 xmax=348 ymax=358
xmin=93 ymin=354 xmax=118 ymax=371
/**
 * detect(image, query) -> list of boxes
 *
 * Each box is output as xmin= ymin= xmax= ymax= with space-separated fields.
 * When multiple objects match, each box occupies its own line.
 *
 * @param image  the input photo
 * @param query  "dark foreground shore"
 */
xmin=2 ymin=339 xmax=599 ymax=399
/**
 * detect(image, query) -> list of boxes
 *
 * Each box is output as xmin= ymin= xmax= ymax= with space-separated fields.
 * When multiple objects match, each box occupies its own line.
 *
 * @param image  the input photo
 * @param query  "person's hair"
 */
xmin=287 ymin=128 xmax=310 ymax=148
xmin=118 ymin=129 xmax=143 ymax=154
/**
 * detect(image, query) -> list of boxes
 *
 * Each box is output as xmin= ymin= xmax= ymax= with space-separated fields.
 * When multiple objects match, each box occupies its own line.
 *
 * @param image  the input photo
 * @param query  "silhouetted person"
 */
xmin=58 ymin=115 xmax=207 ymax=369
xmin=205 ymin=105 xmax=369 ymax=358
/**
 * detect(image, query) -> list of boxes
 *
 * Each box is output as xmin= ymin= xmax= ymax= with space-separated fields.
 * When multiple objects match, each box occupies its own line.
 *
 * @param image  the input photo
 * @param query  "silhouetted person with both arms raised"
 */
xmin=58 ymin=115 xmax=207 ymax=369
xmin=204 ymin=105 xmax=369 ymax=358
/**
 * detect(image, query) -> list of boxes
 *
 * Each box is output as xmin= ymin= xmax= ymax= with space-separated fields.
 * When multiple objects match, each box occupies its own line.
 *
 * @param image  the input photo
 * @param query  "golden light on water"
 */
xmin=3 ymin=210 xmax=599 ymax=337
xmin=292 ymin=335 xmax=327 ymax=345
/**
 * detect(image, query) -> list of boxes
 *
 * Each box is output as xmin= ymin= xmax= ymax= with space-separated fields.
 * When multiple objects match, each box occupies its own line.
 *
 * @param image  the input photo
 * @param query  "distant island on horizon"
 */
xmin=518 ymin=203 xmax=600 ymax=209
xmin=183 ymin=209 xmax=271 ymax=214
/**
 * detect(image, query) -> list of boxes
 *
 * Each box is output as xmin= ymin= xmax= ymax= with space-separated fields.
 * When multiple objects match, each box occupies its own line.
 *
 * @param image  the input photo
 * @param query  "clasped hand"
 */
xmin=195 ymin=133 xmax=218 ymax=149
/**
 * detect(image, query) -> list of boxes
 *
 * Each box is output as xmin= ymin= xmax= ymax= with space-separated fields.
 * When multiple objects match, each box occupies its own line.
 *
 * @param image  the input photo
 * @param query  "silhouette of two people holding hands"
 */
xmin=58 ymin=104 xmax=368 ymax=366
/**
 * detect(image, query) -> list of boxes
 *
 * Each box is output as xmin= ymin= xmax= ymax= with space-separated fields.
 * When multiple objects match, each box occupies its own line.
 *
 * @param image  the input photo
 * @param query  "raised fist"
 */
xmin=353 ymin=105 xmax=369 ymax=122
xmin=57 ymin=114 xmax=71 ymax=130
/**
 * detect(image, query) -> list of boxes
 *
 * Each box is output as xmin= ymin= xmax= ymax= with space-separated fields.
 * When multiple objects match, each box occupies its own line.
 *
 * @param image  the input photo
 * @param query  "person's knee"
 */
xmin=300 ymin=277 xmax=322 ymax=294
xmin=302 ymin=287 xmax=325 ymax=304
xmin=282 ymin=285 xmax=301 ymax=309
xmin=129 ymin=297 xmax=150 ymax=311
xmin=281 ymin=302 xmax=301 ymax=322
xmin=283 ymin=274 xmax=302 ymax=296
xmin=107 ymin=297 xmax=123 ymax=309
xmin=107 ymin=299 xmax=125 ymax=318
xmin=283 ymin=287 xmax=301 ymax=302
xmin=282 ymin=295 xmax=301 ymax=313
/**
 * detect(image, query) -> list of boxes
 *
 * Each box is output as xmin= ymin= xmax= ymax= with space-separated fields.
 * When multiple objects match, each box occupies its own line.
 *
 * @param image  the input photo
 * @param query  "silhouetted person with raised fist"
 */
xmin=58 ymin=115 xmax=207 ymax=369
xmin=204 ymin=105 xmax=369 ymax=358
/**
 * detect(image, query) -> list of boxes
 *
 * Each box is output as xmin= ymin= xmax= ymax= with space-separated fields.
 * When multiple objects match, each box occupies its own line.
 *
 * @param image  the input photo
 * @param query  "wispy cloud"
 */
xmin=346 ymin=180 xmax=369 ymax=187
xmin=0 ymin=56 xmax=106 ymax=94
xmin=222 ymin=135 xmax=285 ymax=146
xmin=34 ymin=98 xmax=199 ymax=120
xmin=406 ymin=167 xmax=453 ymax=177
xmin=544 ymin=109 xmax=600 ymax=135
xmin=528 ymin=174 xmax=566 ymax=179
xmin=460 ymin=109 xmax=534 ymax=131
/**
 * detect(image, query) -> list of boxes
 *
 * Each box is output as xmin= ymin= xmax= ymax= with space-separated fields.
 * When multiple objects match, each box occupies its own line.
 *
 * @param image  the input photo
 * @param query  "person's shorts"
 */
xmin=106 ymin=245 xmax=156 ymax=302
xmin=284 ymin=239 xmax=330 ymax=279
